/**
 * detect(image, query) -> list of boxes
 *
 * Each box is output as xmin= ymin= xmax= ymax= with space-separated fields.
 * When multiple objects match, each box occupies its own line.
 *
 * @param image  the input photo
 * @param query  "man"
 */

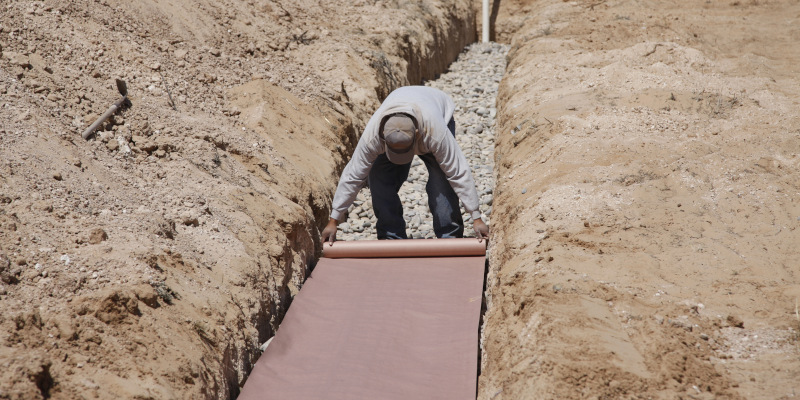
xmin=321 ymin=86 xmax=489 ymax=243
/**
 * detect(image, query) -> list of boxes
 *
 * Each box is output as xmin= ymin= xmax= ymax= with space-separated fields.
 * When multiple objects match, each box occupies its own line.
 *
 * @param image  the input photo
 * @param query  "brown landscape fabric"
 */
xmin=238 ymin=239 xmax=486 ymax=400
xmin=322 ymin=237 xmax=487 ymax=258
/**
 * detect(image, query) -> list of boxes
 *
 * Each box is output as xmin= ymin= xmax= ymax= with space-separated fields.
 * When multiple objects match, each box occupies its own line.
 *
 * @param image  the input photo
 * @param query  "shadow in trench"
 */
xmin=490 ymin=0 xmax=501 ymax=41
xmin=477 ymin=256 xmax=490 ymax=397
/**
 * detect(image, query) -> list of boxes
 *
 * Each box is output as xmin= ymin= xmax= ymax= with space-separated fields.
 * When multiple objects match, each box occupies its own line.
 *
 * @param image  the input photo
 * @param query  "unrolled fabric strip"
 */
xmin=322 ymin=238 xmax=486 ymax=258
xmin=238 ymin=238 xmax=487 ymax=400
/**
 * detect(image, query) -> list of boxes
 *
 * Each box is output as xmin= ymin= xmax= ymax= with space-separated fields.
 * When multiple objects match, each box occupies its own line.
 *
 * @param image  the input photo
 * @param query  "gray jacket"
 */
xmin=330 ymin=86 xmax=481 ymax=222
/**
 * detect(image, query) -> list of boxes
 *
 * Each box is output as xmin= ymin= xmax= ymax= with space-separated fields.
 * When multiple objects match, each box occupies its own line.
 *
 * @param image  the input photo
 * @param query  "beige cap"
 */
xmin=381 ymin=115 xmax=417 ymax=165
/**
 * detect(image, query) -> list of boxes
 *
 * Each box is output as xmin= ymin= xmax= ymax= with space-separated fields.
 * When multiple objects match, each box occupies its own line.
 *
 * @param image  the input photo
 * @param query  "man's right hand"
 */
xmin=321 ymin=218 xmax=339 ymax=245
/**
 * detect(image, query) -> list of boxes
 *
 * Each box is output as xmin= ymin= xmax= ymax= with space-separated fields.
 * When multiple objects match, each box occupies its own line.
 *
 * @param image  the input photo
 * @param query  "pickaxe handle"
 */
xmin=81 ymin=95 xmax=128 ymax=140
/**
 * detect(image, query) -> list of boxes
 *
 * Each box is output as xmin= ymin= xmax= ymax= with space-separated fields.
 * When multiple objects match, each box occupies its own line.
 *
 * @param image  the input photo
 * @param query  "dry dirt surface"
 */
xmin=3 ymin=0 xmax=800 ymax=399
xmin=0 ymin=0 xmax=473 ymax=398
xmin=481 ymin=0 xmax=800 ymax=399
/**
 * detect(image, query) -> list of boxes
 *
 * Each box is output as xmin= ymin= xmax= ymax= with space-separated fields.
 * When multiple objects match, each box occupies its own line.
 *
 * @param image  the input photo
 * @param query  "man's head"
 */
xmin=380 ymin=114 xmax=417 ymax=165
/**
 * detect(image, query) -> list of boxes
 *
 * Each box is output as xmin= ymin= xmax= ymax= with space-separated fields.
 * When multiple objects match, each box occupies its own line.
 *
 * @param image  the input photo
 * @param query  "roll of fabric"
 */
xmin=322 ymin=238 xmax=486 ymax=258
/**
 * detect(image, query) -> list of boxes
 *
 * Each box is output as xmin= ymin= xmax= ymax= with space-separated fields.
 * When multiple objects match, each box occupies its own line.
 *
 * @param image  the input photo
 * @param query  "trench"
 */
xmin=238 ymin=42 xmax=509 ymax=396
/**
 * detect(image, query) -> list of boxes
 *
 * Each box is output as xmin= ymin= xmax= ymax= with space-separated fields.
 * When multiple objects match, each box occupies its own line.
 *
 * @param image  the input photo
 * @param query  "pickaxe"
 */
xmin=81 ymin=79 xmax=130 ymax=140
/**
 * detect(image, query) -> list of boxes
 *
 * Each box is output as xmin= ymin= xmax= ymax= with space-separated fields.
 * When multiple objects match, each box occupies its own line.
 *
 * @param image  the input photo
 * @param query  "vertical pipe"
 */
xmin=482 ymin=0 xmax=490 ymax=43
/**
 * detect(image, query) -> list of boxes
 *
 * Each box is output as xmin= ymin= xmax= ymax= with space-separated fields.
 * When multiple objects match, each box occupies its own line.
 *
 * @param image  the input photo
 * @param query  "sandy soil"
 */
xmin=2 ymin=0 xmax=799 ymax=399
xmin=0 ymin=0 xmax=472 ymax=398
xmin=481 ymin=0 xmax=800 ymax=399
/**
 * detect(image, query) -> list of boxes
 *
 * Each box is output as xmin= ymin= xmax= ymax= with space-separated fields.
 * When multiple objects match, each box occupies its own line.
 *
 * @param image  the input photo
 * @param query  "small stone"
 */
xmin=52 ymin=172 xmax=62 ymax=181
xmin=209 ymin=48 xmax=221 ymax=57
xmin=88 ymin=228 xmax=108 ymax=244
xmin=180 ymin=213 xmax=199 ymax=227
xmin=4 ymin=51 xmax=31 ymax=68
xmin=726 ymin=315 xmax=744 ymax=328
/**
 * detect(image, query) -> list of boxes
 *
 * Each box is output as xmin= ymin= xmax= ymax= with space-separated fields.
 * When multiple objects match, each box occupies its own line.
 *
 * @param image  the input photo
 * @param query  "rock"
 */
xmin=1 ymin=252 xmax=21 ymax=284
xmin=4 ymin=51 xmax=31 ymax=68
xmin=132 ymin=135 xmax=157 ymax=152
xmin=88 ymin=228 xmax=108 ymax=244
xmin=268 ymin=245 xmax=283 ymax=257
xmin=180 ymin=212 xmax=199 ymax=227
xmin=151 ymin=217 xmax=176 ymax=239
xmin=726 ymin=315 xmax=745 ymax=328
xmin=467 ymin=125 xmax=484 ymax=135
xmin=132 ymin=284 xmax=160 ymax=308
xmin=94 ymin=289 xmax=141 ymax=324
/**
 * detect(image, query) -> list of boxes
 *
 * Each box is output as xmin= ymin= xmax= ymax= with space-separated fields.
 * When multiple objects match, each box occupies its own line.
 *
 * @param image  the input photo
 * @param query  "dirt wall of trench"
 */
xmin=0 ymin=0 xmax=474 ymax=398
xmin=481 ymin=0 xmax=800 ymax=399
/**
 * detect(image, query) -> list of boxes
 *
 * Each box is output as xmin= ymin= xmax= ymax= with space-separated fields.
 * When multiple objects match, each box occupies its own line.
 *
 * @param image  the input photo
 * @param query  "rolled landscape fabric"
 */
xmin=322 ymin=237 xmax=486 ymax=258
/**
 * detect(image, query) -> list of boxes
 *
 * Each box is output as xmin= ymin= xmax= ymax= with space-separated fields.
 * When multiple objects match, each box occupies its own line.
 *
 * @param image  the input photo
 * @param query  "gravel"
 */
xmin=339 ymin=42 xmax=508 ymax=241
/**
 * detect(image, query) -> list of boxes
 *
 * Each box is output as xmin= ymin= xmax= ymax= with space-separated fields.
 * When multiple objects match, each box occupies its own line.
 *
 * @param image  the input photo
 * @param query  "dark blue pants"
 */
xmin=368 ymin=118 xmax=464 ymax=239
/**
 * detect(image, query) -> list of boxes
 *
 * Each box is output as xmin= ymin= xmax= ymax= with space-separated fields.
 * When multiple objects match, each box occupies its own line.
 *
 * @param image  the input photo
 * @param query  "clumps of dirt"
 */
xmin=0 ymin=0 xmax=475 ymax=398
xmin=480 ymin=0 xmax=800 ymax=398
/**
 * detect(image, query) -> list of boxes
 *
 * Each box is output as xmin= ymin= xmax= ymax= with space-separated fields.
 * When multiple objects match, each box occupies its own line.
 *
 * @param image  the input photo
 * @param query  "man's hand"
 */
xmin=473 ymin=218 xmax=489 ymax=241
xmin=321 ymin=218 xmax=339 ymax=245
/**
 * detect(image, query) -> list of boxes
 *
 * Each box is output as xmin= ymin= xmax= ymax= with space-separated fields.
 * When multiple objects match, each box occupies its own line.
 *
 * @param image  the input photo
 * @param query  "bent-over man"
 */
xmin=321 ymin=86 xmax=489 ymax=243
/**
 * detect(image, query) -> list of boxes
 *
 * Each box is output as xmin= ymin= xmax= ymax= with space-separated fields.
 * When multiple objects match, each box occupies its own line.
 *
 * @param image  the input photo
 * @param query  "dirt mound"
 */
xmin=481 ymin=0 xmax=800 ymax=398
xmin=0 ymin=0 xmax=473 ymax=398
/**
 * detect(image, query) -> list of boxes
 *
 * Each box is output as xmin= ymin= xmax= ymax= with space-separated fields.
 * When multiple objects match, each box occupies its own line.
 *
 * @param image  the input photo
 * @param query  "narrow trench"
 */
xmin=244 ymin=42 xmax=509 ymax=395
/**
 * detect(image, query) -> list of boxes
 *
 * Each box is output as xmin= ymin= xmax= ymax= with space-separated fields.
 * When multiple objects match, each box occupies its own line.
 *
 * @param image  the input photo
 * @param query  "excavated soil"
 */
xmin=2 ymin=0 xmax=799 ymax=399
xmin=0 ymin=0 xmax=473 ymax=398
xmin=481 ymin=0 xmax=800 ymax=399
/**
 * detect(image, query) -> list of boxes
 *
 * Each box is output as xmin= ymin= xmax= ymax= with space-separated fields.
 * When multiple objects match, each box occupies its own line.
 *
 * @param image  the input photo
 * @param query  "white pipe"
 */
xmin=482 ymin=0 xmax=490 ymax=43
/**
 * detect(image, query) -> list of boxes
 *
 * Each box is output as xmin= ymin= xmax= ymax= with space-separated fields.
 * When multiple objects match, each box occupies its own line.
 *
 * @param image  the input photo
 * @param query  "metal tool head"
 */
xmin=115 ymin=79 xmax=128 ymax=97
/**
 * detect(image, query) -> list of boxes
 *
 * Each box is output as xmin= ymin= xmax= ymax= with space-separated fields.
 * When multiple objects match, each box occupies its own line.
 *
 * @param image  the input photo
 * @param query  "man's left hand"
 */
xmin=473 ymin=218 xmax=489 ymax=241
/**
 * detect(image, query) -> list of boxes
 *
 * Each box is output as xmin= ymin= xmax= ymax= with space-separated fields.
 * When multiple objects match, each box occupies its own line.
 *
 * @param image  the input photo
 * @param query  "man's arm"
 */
xmin=324 ymin=129 xmax=381 ymax=242
xmin=429 ymin=131 xmax=488 ymax=238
